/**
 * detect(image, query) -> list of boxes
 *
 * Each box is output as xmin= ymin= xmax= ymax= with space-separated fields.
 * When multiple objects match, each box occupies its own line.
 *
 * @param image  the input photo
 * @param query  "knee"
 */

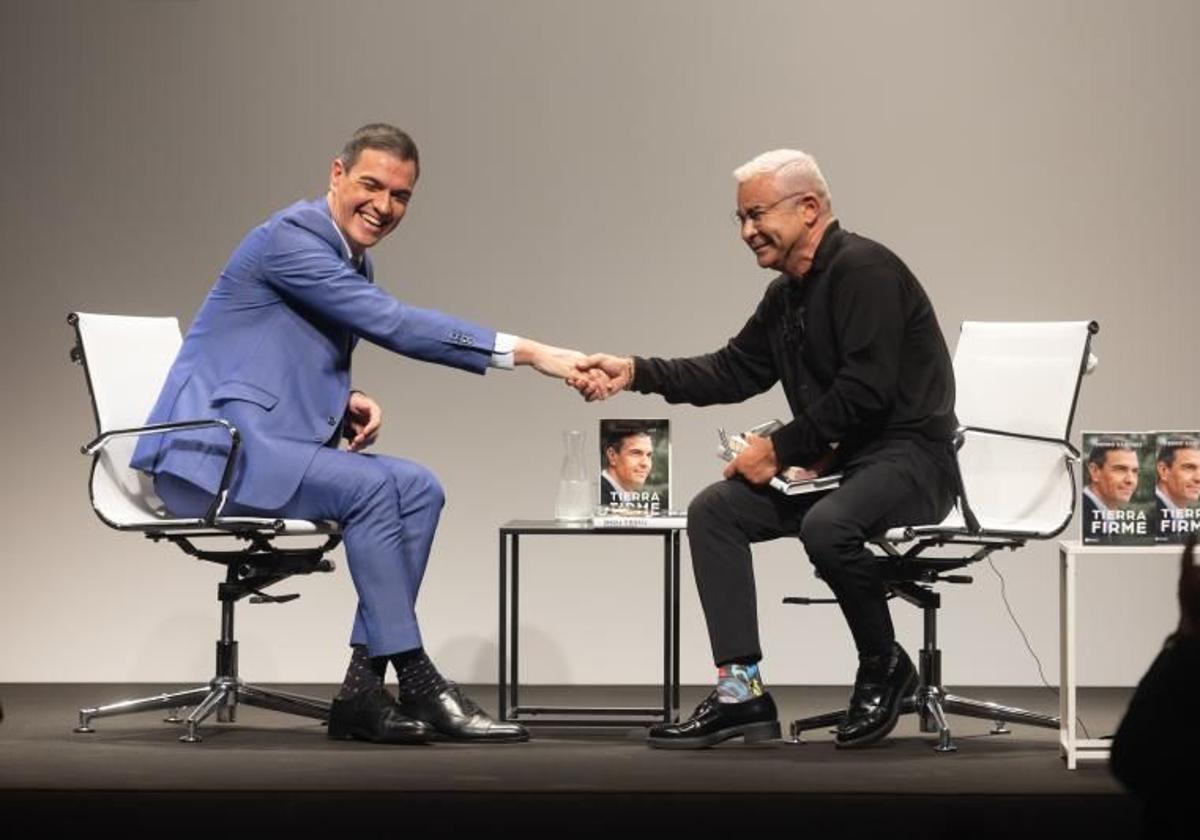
xmin=687 ymin=481 xmax=733 ymax=527
xmin=799 ymin=508 xmax=858 ymax=566
xmin=413 ymin=465 xmax=445 ymax=511
xmin=394 ymin=461 xmax=444 ymax=511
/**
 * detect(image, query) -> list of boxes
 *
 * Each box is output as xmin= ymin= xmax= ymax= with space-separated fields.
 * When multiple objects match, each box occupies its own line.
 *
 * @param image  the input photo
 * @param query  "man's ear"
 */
xmin=801 ymin=194 xmax=822 ymax=226
xmin=329 ymin=157 xmax=346 ymax=191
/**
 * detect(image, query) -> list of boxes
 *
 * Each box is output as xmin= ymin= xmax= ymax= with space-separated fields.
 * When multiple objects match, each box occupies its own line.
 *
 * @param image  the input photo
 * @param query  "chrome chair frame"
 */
xmin=69 ymin=312 xmax=341 ymax=743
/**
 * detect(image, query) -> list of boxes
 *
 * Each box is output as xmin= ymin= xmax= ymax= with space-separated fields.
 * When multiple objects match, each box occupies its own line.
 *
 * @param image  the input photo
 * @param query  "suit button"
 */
xmin=327 ymin=416 xmax=337 ymax=426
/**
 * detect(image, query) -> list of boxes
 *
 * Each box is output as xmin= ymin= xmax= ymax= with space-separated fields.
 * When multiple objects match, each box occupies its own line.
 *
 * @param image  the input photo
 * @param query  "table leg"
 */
xmin=511 ymin=534 xmax=520 ymax=715
xmin=672 ymin=530 xmax=681 ymax=717
xmin=1060 ymin=544 xmax=1077 ymax=769
xmin=498 ymin=531 xmax=508 ymax=720
xmin=661 ymin=533 xmax=670 ymax=721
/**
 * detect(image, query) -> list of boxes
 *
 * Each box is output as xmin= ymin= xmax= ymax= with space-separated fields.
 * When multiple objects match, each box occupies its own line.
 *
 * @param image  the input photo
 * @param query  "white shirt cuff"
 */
xmin=489 ymin=332 xmax=518 ymax=370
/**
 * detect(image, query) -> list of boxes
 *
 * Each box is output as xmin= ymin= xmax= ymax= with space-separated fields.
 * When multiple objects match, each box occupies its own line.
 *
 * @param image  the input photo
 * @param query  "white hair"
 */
xmin=733 ymin=149 xmax=832 ymax=210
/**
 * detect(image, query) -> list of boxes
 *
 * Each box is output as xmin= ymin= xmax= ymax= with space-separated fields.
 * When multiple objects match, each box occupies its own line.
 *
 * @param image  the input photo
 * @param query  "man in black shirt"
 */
xmin=571 ymin=150 xmax=958 ymax=749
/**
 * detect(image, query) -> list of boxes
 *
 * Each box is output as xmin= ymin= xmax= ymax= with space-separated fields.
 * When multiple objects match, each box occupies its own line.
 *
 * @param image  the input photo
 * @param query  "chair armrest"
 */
xmin=957 ymin=425 xmax=1080 ymax=460
xmin=952 ymin=425 xmax=1080 ymax=538
xmin=81 ymin=418 xmax=237 ymax=456
xmin=81 ymin=418 xmax=241 ymax=526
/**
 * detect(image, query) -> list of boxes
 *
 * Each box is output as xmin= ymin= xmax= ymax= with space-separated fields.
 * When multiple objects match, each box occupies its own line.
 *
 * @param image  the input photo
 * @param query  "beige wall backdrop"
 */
xmin=1 ymin=0 xmax=1197 ymax=686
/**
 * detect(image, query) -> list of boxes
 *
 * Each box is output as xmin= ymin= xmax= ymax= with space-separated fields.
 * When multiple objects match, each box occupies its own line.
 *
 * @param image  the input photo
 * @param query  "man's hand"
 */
xmin=568 ymin=353 xmax=633 ymax=402
xmin=1179 ymin=533 xmax=1199 ymax=638
xmin=722 ymin=433 xmax=780 ymax=485
xmin=514 ymin=338 xmax=588 ymax=379
xmin=345 ymin=390 xmax=382 ymax=452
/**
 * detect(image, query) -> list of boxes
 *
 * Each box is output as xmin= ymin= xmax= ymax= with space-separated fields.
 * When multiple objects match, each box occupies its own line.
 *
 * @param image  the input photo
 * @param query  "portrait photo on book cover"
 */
xmin=598 ymin=419 xmax=670 ymax=514
xmin=1082 ymin=432 xmax=1154 ymax=545
xmin=1155 ymin=432 xmax=1200 ymax=543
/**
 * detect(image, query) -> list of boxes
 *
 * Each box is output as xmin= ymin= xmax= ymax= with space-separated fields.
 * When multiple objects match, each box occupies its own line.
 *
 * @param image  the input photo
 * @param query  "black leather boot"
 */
xmin=328 ymin=686 xmax=434 ymax=744
xmin=647 ymin=691 xmax=780 ymax=749
xmin=835 ymin=642 xmax=918 ymax=749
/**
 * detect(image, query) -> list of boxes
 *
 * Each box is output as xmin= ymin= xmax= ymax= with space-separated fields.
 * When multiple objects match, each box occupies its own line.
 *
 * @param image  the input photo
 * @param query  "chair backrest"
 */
xmin=70 ymin=312 xmax=183 ymax=528
xmin=950 ymin=321 xmax=1097 ymax=537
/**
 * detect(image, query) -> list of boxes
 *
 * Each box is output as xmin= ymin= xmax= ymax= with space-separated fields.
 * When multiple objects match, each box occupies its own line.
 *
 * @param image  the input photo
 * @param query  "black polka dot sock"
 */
xmin=335 ymin=644 xmax=388 ymax=700
xmin=391 ymin=647 xmax=448 ymax=702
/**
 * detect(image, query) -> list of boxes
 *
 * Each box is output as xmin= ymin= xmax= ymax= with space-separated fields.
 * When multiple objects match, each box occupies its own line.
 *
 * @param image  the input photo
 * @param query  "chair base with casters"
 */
xmin=74 ymin=526 xmax=341 ymax=743
xmin=785 ymin=537 xmax=1059 ymax=753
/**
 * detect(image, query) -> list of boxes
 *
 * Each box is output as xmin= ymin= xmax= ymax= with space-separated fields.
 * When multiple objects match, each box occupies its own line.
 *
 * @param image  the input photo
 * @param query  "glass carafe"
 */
xmin=554 ymin=430 xmax=592 ymax=521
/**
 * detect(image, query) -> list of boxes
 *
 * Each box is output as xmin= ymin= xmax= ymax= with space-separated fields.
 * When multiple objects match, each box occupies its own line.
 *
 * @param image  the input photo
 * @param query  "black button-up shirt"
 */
xmin=631 ymin=221 xmax=957 ymax=468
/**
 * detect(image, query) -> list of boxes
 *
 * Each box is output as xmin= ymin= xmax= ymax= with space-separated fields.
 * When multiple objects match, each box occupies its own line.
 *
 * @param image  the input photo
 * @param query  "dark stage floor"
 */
xmin=0 ymin=683 xmax=1137 ymax=835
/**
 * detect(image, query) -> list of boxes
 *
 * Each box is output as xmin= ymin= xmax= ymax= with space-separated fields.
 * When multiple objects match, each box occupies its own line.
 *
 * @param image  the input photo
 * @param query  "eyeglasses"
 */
xmin=732 ymin=191 xmax=808 ymax=227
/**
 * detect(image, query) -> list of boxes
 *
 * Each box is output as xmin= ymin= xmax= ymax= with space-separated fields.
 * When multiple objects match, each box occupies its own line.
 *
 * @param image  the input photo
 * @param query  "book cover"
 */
xmin=598 ymin=419 xmax=670 ymax=514
xmin=1153 ymin=431 xmax=1200 ymax=544
xmin=1081 ymin=432 xmax=1155 ymax=545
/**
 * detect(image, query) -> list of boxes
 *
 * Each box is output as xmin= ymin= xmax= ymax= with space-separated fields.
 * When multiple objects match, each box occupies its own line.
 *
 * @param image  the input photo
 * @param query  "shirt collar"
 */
xmin=1083 ymin=486 xmax=1110 ymax=513
xmin=806 ymin=218 xmax=842 ymax=276
xmin=1157 ymin=487 xmax=1181 ymax=511
xmin=601 ymin=470 xmax=630 ymax=494
xmin=322 ymin=197 xmax=365 ymax=269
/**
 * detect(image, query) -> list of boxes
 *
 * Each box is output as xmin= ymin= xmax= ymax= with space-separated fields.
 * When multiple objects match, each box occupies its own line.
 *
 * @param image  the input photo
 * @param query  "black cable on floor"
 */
xmin=987 ymin=556 xmax=1092 ymax=740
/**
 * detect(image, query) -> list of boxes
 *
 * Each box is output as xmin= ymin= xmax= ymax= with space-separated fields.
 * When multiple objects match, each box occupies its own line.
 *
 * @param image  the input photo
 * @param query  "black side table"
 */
xmin=498 ymin=519 xmax=683 ymax=726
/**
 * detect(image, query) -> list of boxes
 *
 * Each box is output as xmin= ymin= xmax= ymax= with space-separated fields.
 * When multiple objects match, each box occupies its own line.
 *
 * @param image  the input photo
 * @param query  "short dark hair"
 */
xmin=1158 ymin=439 xmax=1200 ymax=467
xmin=1088 ymin=438 xmax=1135 ymax=468
xmin=604 ymin=425 xmax=652 ymax=455
xmin=339 ymin=123 xmax=420 ymax=175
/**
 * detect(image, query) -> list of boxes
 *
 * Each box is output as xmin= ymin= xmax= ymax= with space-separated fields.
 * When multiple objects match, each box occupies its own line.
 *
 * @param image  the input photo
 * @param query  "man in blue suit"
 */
xmin=133 ymin=124 xmax=582 ymax=744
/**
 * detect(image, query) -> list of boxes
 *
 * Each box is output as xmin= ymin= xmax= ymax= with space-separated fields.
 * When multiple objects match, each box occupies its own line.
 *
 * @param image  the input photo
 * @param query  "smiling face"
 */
xmin=327 ymin=148 xmax=417 ymax=256
xmin=736 ymin=173 xmax=824 ymax=276
xmin=606 ymin=433 xmax=653 ymax=490
xmin=1159 ymin=448 xmax=1200 ymax=506
xmin=1088 ymin=448 xmax=1139 ymax=507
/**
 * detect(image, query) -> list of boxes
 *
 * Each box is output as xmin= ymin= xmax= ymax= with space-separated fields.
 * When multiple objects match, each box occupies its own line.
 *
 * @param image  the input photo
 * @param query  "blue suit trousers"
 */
xmin=156 ymin=448 xmax=443 ymax=657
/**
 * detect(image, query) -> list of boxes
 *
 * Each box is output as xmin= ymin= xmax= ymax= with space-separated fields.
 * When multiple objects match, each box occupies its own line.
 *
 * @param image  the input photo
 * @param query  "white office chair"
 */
xmin=69 ymin=312 xmax=341 ymax=743
xmin=788 ymin=320 xmax=1099 ymax=752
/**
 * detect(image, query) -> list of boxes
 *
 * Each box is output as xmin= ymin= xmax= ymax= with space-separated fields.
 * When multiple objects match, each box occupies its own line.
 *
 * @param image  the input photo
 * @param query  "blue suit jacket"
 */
xmin=131 ymin=197 xmax=496 ymax=510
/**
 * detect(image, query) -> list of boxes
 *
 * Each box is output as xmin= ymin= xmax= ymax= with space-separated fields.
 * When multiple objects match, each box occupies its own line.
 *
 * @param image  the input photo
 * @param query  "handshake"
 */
xmin=519 ymin=339 xmax=782 ymax=484
xmin=515 ymin=339 xmax=633 ymax=402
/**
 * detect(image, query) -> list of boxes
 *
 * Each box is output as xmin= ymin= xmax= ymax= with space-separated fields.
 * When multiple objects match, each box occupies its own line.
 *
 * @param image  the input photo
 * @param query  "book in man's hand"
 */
xmin=718 ymin=420 xmax=842 ymax=496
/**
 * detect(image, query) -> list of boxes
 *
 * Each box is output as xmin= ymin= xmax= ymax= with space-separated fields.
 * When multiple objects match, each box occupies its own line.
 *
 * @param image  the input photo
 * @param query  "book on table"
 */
xmin=598 ymin=418 xmax=671 ymax=514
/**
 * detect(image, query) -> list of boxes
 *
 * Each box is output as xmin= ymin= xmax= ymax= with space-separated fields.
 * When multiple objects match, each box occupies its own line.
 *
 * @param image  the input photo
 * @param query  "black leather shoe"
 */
xmin=399 ymin=683 xmax=529 ymax=742
xmin=328 ymin=686 xmax=434 ymax=744
xmin=647 ymin=691 xmax=780 ymax=749
xmin=835 ymin=643 xmax=918 ymax=749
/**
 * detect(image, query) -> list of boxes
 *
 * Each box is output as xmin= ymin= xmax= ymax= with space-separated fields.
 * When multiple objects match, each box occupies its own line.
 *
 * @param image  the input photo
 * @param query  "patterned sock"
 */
xmin=335 ymin=644 xmax=387 ymax=700
xmin=716 ymin=662 xmax=765 ymax=704
xmin=391 ymin=647 xmax=449 ymax=702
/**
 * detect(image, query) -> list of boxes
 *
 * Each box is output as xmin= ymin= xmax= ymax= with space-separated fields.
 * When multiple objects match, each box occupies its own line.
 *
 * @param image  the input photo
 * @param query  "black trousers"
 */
xmin=686 ymin=438 xmax=957 ymax=666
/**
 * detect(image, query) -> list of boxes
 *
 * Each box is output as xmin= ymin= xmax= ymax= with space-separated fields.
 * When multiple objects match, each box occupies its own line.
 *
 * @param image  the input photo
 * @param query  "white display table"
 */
xmin=1058 ymin=539 xmax=1182 ymax=769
